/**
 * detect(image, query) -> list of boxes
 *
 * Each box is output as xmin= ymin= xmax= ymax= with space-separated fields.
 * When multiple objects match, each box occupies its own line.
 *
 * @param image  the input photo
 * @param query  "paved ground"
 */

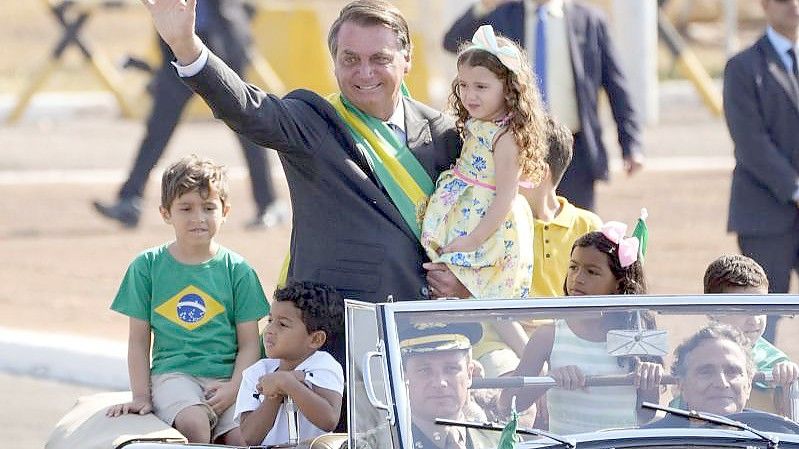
xmin=0 ymin=373 xmax=101 ymax=449
xmin=1 ymin=83 xmax=797 ymax=448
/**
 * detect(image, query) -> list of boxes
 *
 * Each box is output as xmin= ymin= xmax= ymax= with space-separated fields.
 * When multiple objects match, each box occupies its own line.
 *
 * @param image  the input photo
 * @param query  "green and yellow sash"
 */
xmin=327 ymin=93 xmax=435 ymax=239
xmin=277 ymin=91 xmax=435 ymax=287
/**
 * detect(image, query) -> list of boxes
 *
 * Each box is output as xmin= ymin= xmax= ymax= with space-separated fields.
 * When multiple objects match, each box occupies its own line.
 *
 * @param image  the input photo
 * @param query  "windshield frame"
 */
xmin=369 ymin=294 xmax=799 ymax=449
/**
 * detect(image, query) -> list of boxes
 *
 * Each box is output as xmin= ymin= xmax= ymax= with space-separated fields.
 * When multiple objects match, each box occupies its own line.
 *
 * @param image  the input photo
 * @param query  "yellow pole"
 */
xmin=6 ymin=60 xmax=60 ymax=124
xmin=87 ymin=51 xmax=136 ymax=118
xmin=675 ymin=52 xmax=723 ymax=117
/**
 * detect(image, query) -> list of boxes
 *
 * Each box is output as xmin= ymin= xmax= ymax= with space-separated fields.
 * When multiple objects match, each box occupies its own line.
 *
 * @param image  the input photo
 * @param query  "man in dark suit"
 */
xmin=723 ymin=0 xmax=799 ymax=342
xmin=139 ymin=0 xmax=463 ymax=304
xmin=93 ymin=0 xmax=285 ymax=229
xmin=442 ymin=0 xmax=643 ymax=210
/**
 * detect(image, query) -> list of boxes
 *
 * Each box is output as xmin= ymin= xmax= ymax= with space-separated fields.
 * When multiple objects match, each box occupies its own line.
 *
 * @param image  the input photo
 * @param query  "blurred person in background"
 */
xmin=94 ymin=0 xmax=287 ymax=229
xmin=443 ymin=0 xmax=644 ymax=211
xmin=723 ymin=0 xmax=799 ymax=342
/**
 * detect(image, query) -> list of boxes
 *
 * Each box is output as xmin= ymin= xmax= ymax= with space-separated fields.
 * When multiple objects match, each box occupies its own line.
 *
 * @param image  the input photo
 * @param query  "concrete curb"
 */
xmin=0 ymin=326 xmax=128 ymax=389
xmin=0 ymin=92 xmax=118 ymax=122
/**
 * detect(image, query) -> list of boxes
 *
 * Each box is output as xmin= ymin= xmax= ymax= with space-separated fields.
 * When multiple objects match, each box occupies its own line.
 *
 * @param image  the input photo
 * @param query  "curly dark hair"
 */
xmin=565 ymin=231 xmax=648 ymax=296
xmin=703 ymin=254 xmax=768 ymax=294
xmin=273 ymin=281 xmax=345 ymax=353
xmin=449 ymin=38 xmax=548 ymax=185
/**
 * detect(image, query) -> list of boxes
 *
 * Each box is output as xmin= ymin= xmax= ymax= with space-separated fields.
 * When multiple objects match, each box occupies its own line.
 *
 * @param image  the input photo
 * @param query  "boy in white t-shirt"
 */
xmin=234 ymin=280 xmax=345 ymax=446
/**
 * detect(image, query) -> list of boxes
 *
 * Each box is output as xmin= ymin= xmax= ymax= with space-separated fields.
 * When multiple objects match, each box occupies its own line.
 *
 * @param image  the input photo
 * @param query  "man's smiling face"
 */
xmin=333 ymin=21 xmax=411 ymax=120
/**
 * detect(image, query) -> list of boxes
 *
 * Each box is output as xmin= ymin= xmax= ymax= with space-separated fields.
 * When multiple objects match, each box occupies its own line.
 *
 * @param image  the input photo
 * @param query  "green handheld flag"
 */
xmin=497 ymin=397 xmax=520 ymax=449
xmin=631 ymin=208 xmax=649 ymax=262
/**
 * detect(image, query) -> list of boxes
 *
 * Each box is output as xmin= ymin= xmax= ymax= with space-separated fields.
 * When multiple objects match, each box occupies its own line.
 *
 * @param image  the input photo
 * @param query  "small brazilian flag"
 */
xmin=632 ymin=208 xmax=649 ymax=263
xmin=497 ymin=399 xmax=520 ymax=449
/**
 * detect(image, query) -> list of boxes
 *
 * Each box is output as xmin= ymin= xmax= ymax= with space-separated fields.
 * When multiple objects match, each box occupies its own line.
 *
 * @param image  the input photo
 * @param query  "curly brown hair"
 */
xmin=703 ymin=254 xmax=769 ymax=294
xmin=449 ymin=39 xmax=548 ymax=184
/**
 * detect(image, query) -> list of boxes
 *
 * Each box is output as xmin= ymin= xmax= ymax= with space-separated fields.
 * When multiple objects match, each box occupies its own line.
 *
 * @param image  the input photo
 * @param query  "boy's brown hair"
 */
xmin=703 ymin=254 xmax=769 ymax=294
xmin=544 ymin=115 xmax=574 ymax=187
xmin=160 ymin=155 xmax=229 ymax=210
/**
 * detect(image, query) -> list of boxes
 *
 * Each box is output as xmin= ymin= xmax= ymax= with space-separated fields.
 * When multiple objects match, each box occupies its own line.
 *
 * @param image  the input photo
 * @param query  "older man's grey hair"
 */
xmin=671 ymin=323 xmax=755 ymax=379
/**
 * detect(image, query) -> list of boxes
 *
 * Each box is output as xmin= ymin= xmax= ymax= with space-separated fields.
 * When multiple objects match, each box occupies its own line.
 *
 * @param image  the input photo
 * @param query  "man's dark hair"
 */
xmin=544 ymin=115 xmax=574 ymax=187
xmin=274 ymin=281 xmax=344 ymax=344
xmin=704 ymin=254 xmax=769 ymax=294
xmin=327 ymin=0 xmax=411 ymax=57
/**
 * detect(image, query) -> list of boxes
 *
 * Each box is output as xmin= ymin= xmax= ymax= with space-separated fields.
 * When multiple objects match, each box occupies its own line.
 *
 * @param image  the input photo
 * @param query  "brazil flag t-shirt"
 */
xmin=111 ymin=244 xmax=269 ymax=378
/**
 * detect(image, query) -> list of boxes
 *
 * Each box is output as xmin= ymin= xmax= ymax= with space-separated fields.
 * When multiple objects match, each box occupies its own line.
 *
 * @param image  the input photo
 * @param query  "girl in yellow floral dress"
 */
xmin=421 ymin=25 xmax=548 ymax=301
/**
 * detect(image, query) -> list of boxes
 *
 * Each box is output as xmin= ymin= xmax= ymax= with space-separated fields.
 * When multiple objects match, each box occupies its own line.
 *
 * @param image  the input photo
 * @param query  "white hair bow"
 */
xmin=470 ymin=25 xmax=523 ymax=74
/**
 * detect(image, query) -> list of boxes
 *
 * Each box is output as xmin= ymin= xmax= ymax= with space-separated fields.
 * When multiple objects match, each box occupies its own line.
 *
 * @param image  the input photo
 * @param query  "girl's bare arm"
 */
xmin=500 ymin=323 xmax=555 ymax=411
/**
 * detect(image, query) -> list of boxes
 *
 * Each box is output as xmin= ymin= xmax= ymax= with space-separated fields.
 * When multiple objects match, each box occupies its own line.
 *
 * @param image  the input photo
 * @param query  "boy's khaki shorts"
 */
xmin=151 ymin=372 xmax=238 ymax=440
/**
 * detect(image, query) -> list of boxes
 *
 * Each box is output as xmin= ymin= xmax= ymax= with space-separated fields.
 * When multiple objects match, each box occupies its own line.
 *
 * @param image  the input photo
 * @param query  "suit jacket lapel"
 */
xmin=760 ymin=36 xmax=799 ymax=112
xmin=335 ymin=97 xmax=430 ymax=243
xmin=309 ymin=93 xmax=422 ymax=241
xmin=403 ymin=97 xmax=439 ymax=180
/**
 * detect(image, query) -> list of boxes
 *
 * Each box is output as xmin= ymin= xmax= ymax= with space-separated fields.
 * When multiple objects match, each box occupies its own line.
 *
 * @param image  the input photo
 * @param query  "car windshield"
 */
xmin=348 ymin=296 xmax=799 ymax=449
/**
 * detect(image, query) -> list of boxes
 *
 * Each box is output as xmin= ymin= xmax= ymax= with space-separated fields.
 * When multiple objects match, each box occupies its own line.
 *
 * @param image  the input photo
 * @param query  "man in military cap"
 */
xmin=400 ymin=322 xmax=499 ymax=449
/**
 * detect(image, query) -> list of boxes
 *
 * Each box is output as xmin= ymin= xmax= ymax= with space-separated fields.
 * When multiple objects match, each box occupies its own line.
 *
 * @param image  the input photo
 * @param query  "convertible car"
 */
xmin=51 ymin=295 xmax=799 ymax=449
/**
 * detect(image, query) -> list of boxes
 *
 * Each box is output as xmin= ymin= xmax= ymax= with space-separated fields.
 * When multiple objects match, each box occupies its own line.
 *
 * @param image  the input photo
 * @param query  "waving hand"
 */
xmin=139 ymin=0 xmax=203 ymax=64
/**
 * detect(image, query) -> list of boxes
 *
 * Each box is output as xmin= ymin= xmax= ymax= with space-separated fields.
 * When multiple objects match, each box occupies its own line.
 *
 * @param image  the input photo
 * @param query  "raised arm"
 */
xmin=140 ymin=0 xmax=203 ymax=65
xmin=139 ymin=0 xmax=311 ymax=154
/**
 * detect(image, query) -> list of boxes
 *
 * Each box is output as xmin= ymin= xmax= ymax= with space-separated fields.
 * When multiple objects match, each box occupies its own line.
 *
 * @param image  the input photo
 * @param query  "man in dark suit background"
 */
xmin=93 ymin=0 xmax=286 ymax=229
xmin=723 ymin=0 xmax=799 ymax=342
xmin=139 ymin=0 xmax=464 ymax=304
xmin=442 ymin=0 xmax=643 ymax=211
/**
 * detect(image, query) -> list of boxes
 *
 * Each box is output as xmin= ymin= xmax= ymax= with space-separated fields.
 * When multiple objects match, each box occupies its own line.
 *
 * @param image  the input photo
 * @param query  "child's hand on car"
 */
xmin=105 ymin=396 xmax=153 ymax=417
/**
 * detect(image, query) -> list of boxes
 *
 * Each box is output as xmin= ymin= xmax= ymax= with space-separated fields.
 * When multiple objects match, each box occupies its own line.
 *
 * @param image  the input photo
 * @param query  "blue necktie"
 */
xmin=788 ymin=48 xmax=799 ymax=78
xmin=388 ymin=123 xmax=407 ymax=145
xmin=534 ymin=6 xmax=548 ymax=106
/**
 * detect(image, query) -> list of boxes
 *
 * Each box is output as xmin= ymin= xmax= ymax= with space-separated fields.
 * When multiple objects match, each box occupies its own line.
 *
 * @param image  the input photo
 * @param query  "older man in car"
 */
xmin=647 ymin=324 xmax=799 ymax=431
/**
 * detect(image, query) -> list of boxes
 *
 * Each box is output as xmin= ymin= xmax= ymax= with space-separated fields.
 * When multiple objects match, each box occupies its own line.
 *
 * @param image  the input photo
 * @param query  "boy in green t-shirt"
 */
xmin=702 ymin=254 xmax=798 ymax=415
xmin=105 ymin=155 xmax=270 ymax=445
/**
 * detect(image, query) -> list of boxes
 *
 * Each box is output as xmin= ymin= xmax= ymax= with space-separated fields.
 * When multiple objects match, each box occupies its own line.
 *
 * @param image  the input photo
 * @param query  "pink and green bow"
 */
xmin=601 ymin=221 xmax=641 ymax=268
